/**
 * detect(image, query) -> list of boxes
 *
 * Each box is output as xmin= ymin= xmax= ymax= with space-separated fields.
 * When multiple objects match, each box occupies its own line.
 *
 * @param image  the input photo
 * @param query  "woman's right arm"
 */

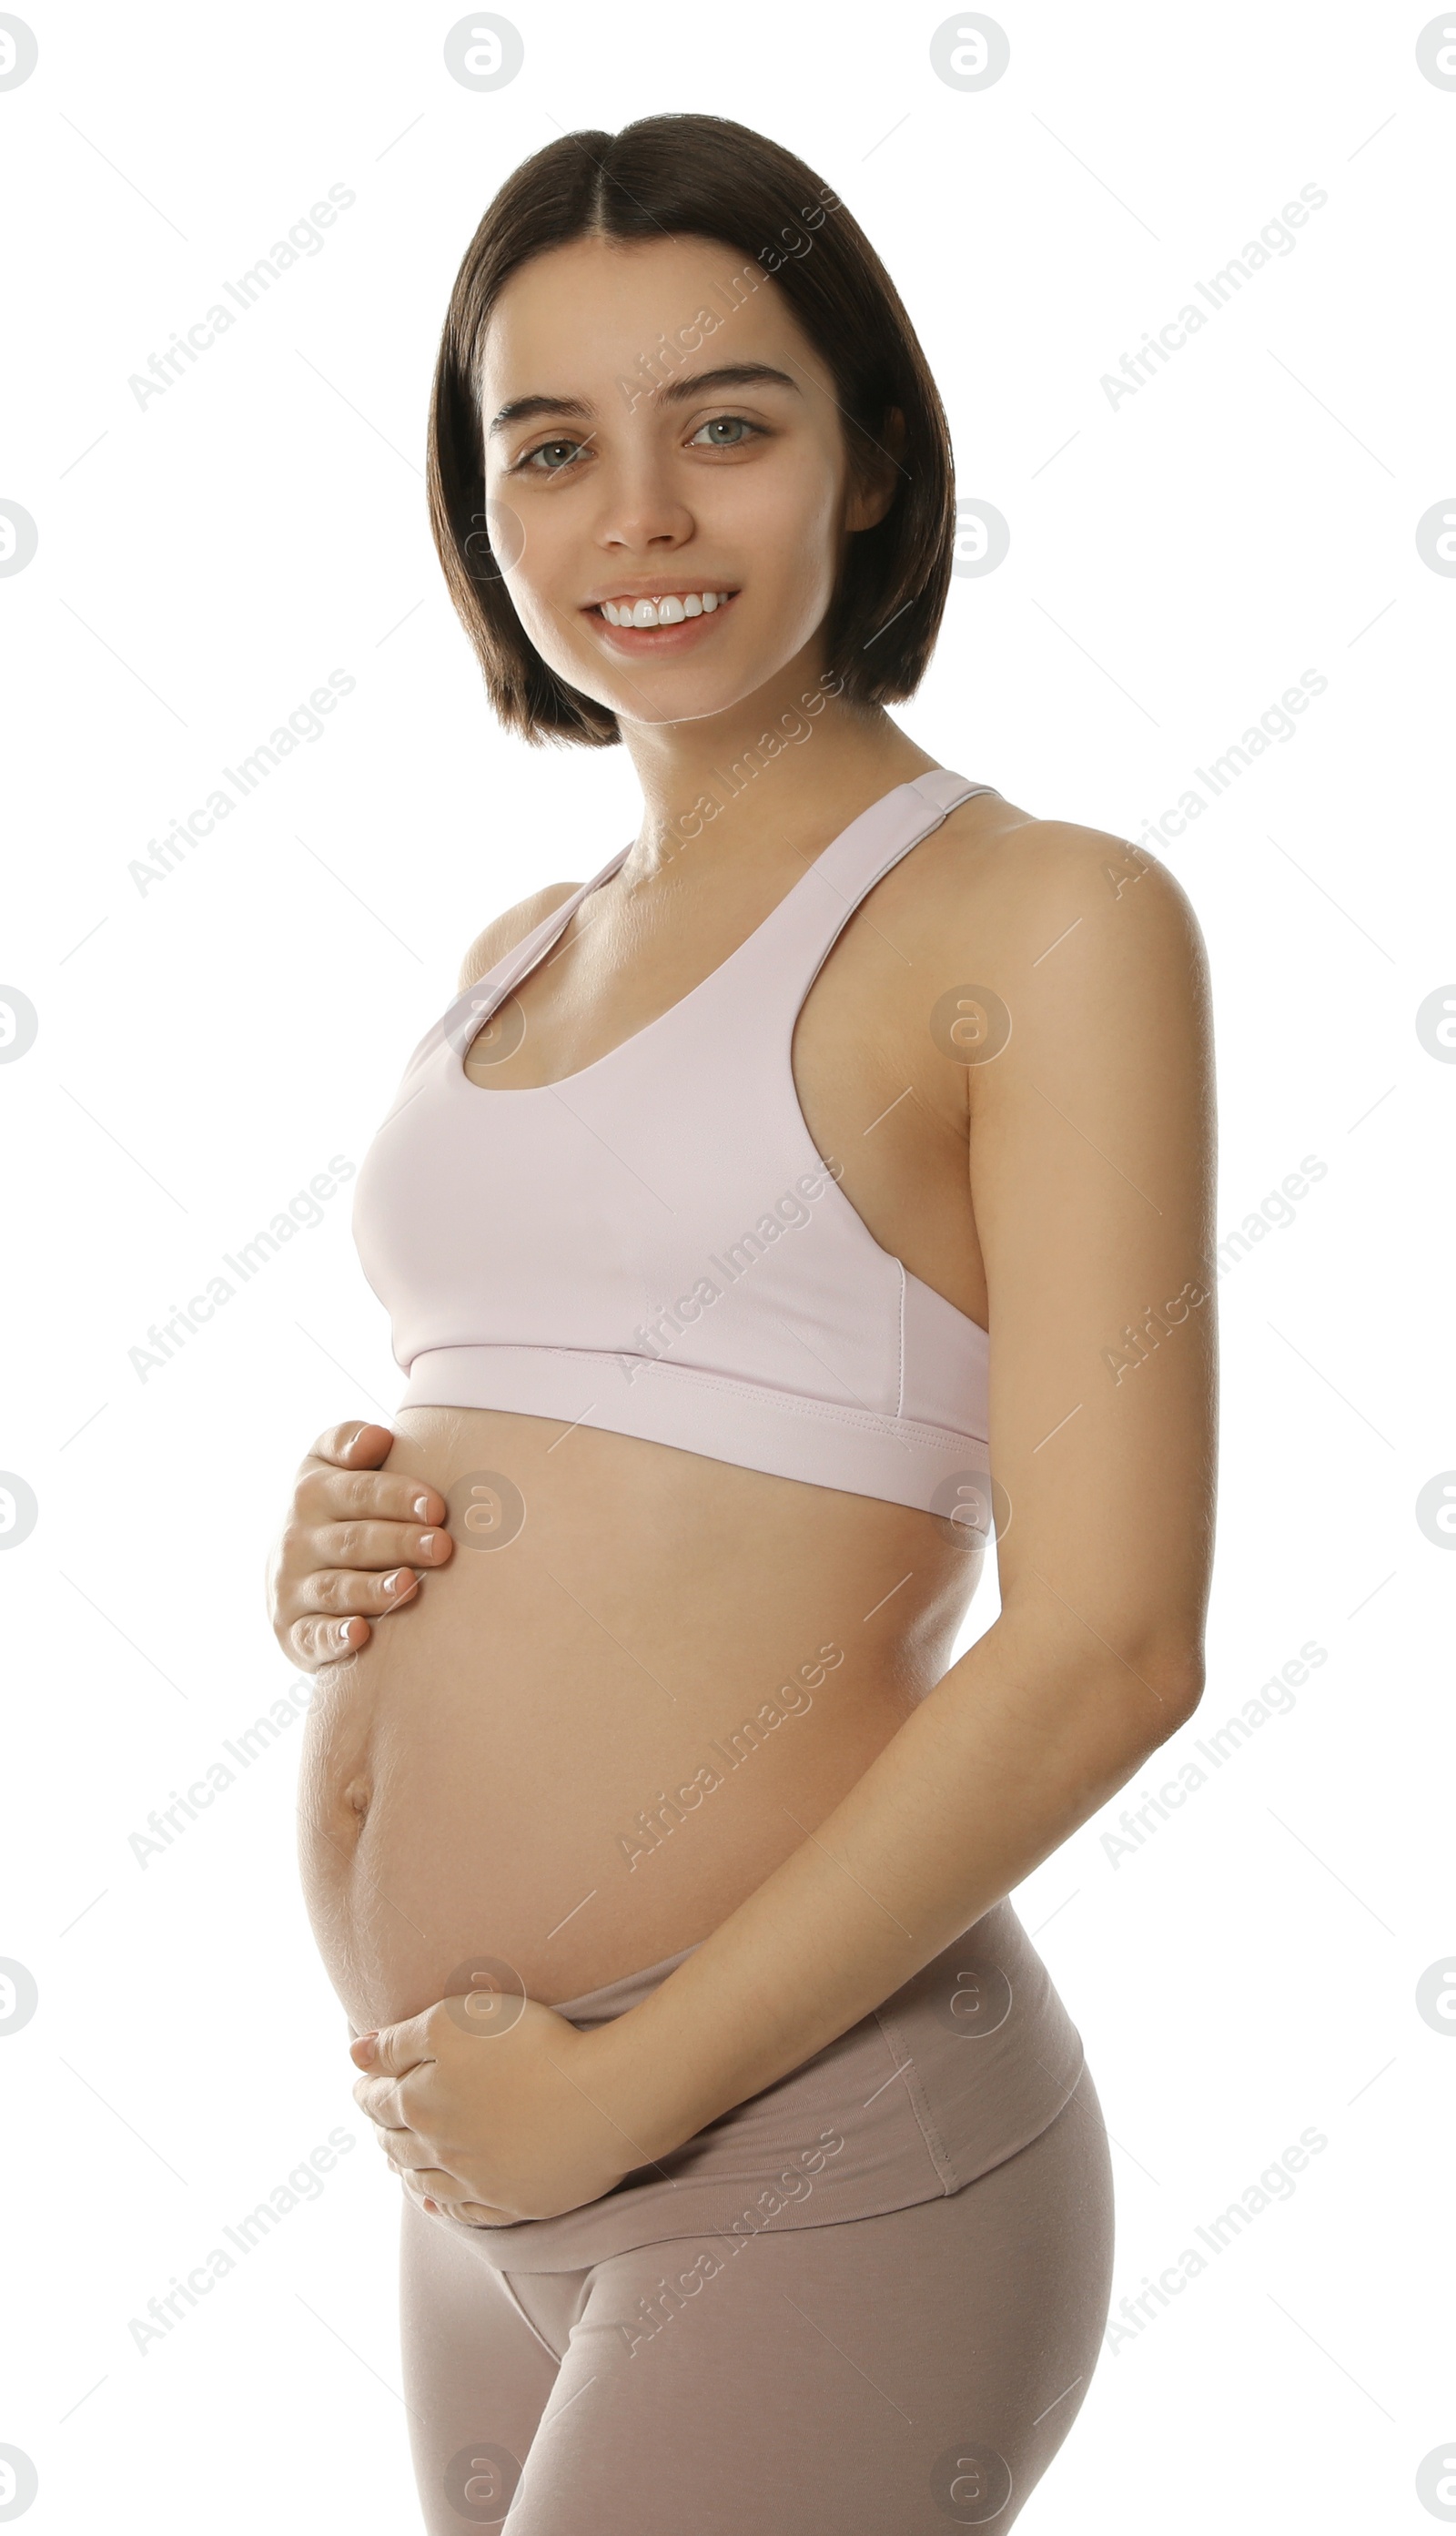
xmin=265 ymin=1423 xmax=453 ymax=1669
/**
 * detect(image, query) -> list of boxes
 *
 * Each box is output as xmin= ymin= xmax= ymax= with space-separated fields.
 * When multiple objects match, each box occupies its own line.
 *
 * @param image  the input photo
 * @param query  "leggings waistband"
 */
xmin=550 ymin=1940 xmax=704 ymax=2027
xmin=440 ymin=1898 xmax=1087 ymax=2272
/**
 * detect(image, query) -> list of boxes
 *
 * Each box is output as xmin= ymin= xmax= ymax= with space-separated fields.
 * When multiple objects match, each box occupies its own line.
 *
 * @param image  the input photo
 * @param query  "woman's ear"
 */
xmin=845 ymin=406 xmax=907 ymax=533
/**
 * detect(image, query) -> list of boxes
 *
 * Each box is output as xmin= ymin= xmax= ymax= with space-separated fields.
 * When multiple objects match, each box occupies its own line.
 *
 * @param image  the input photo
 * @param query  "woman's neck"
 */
xmin=615 ymin=688 xmax=943 ymax=885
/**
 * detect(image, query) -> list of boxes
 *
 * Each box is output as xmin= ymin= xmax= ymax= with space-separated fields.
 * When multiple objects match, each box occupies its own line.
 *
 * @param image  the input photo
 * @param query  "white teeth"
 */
xmin=599 ymin=590 xmax=732 ymax=627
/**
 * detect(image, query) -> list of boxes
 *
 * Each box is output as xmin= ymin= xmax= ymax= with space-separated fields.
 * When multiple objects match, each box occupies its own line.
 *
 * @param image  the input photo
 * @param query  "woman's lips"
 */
xmin=584 ymin=590 xmax=741 ymax=654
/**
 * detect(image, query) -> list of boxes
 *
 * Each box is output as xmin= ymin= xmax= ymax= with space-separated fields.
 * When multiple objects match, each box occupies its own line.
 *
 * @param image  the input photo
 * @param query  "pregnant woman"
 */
xmin=268 ymin=114 xmax=1216 ymax=2534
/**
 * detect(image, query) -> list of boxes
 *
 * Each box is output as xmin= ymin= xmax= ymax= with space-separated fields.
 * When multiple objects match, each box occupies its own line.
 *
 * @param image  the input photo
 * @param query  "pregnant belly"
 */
xmin=296 ymin=1405 xmax=982 ymax=2033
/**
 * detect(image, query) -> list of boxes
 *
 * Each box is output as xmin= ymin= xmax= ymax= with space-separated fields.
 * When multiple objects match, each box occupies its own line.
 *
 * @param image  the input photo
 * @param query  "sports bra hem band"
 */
xmin=401 ymin=1343 xmax=990 ymax=1453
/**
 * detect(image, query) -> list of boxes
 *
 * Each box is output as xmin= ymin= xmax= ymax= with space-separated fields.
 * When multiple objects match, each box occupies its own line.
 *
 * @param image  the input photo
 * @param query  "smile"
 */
xmin=596 ymin=588 xmax=736 ymax=626
xmin=583 ymin=587 xmax=742 ymax=655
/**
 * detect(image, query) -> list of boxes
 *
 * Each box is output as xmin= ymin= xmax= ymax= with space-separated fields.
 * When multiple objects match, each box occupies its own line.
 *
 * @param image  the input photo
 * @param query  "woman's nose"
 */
xmin=593 ymin=462 xmax=694 ymax=555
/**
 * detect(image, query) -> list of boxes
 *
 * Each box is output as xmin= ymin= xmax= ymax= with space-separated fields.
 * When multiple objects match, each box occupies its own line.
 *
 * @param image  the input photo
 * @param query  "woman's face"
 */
xmin=477 ymin=231 xmax=894 ymax=730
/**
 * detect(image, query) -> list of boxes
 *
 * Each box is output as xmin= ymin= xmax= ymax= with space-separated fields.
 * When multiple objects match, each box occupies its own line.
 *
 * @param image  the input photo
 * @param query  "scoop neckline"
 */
xmin=434 ymin=767 xmax=994 ymax=1346
xmin=447 ymin=774 xmax=935 ymax=1099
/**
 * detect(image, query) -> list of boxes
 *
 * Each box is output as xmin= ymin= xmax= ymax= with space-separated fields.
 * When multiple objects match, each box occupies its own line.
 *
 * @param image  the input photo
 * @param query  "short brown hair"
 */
xmin=426 ymin=112 xmax=957 ymax=746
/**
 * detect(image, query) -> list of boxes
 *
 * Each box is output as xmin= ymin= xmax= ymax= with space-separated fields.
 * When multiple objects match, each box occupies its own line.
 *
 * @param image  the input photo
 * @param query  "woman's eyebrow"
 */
xmin=655 ymin=361 xmax=803 ymax=408
xmin=487 ymin=362 xmax=803 ymax=437
xmin=487 ymin=391 xmax=592 ymax=437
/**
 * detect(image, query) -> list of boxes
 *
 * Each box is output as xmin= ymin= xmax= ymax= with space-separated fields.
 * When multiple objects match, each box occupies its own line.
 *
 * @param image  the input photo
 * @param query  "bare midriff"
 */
xmin=297 ymin=1410 xmax=983 ymax=2034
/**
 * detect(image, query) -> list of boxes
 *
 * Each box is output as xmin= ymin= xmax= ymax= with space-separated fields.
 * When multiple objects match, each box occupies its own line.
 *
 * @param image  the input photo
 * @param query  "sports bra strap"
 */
xmin=451 ymin=771 xmax=996 ymax=1044
xmin=451 ymin=843 xmax=631 ymax=1040
xmin=721 ymin=769 xmax=998 ymax=995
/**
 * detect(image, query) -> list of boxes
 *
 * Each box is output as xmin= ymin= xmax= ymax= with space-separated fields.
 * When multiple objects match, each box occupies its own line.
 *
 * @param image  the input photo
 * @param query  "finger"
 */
xmin=309 ymin=1517 xmax=452 ymax=1573
xmin=407 ymin=2174 xmax=511 ymax=2226
xmin=303 ymin=1421 xmax=396 ymax=1474
xmin=295 ymin=1466 xmax=450 ymax=1530
xmin=384 ymin=2152 xmax=462 ymax=2197
xmin=288 ymin=1596 xmax=408 ymax=1668
xmin=295 ymin=1563 xmax=427 ymax=1621
xmin=369 ymin=2118 xmax=435 ymax=2174
xmin=288 ymin=1610 xmax=375 ymax=1666
xmin=282 ymin=1557 xmax=438 ymax=1668
xmin=353 ymin=2073 xmax=411 ymax=2130
xmin=351 ymin=2011 xmax=437 ymax=2083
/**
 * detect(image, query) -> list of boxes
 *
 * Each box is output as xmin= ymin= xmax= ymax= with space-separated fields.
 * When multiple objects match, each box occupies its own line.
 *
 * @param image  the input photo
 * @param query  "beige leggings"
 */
xmin=398 ymin=2060 xmax=1115 ymax=2532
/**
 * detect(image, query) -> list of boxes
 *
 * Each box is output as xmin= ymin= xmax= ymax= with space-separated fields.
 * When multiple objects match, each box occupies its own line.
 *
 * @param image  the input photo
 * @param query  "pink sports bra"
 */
xmin=351 ymin=768 xmax=996 ymax=1519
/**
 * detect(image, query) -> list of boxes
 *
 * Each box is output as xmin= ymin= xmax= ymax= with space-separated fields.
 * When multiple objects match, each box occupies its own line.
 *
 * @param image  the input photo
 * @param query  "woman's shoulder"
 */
xmin=923 ymin=790 xmax=1206 ymax=959
xmin=456 ymin=880 xmax=582 ymax=994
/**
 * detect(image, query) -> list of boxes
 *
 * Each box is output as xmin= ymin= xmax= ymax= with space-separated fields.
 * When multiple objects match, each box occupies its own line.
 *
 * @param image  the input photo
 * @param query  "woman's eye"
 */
xmin=519 ymin=438 xmax=584 ymax=473
xmin=691 ymin=415 xmax=761 ymax=448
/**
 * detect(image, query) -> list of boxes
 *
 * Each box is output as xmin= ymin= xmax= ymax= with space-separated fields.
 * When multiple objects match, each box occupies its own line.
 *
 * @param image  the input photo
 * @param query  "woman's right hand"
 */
xmin=266 ymin=1421 xmax=454 ymax=1669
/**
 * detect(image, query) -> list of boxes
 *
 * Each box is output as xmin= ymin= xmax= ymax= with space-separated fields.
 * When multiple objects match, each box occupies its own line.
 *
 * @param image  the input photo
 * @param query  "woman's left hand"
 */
xmin=349 ymin=1991 xmax=642 ymax=2226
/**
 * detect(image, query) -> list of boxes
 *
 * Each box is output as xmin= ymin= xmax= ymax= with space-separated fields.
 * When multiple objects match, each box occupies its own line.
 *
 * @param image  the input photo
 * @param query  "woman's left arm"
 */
xmin=596 ymin=820 xmax=1218 ymax=2159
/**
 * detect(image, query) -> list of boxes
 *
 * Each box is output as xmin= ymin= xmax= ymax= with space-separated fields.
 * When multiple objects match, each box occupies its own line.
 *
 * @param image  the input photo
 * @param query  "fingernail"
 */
xmin=413 ymin=1496 xmax=430 ymax=1517
xmin=419 ymin=1532 xmax=437 ymax=1555
xmin=382 ymin=1569 xmax=407 ymax=1595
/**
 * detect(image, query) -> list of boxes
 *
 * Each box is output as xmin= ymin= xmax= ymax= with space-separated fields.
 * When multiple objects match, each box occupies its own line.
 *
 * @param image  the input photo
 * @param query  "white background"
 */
xmin=1 ymin=1 xmax=1451 ymax=2527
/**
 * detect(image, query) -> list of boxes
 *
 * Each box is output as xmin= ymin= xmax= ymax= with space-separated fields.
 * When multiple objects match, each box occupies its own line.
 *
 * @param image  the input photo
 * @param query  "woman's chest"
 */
xmin=460 ymin=846 xmax=991 ymax=1328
